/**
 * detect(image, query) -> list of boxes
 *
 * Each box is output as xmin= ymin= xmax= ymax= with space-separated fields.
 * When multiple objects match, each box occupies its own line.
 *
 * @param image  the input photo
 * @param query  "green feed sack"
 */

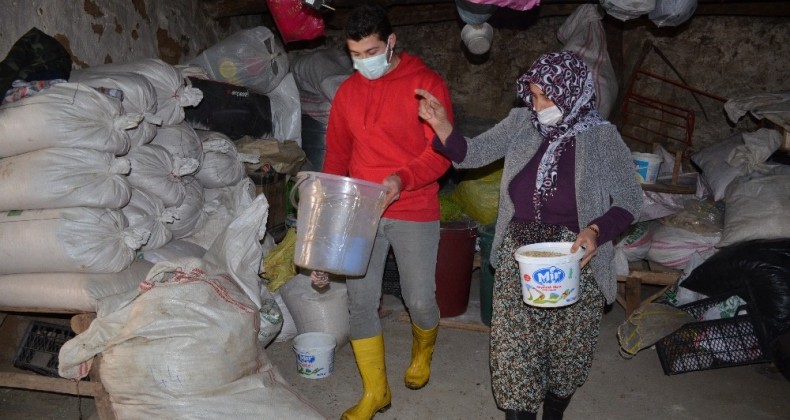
xmin=263 ymin=228 xmax=297 ymax=292
xmin=452 ymin=162 xmax=503 ymax=225
xmin=439 ymin=193 xmax=466 ymax=222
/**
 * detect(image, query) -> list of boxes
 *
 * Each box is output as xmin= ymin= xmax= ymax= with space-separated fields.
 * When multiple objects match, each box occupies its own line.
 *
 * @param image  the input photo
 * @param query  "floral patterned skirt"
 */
xmin=489 ymin=219 xmax=605 ymax=412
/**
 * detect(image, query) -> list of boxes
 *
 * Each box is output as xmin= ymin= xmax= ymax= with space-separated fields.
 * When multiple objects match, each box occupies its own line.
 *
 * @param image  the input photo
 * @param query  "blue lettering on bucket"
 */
xmin=532 ymin=266 xmax=566 ymax=285
xmin=297 ymin=353 xmax=316 ymax=364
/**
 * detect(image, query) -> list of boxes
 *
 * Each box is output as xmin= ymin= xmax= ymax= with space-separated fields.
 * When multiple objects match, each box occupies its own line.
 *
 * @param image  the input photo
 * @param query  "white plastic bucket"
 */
xmin=291 ymin=171 xmax=389 ymax=276
xmin=292 ymin=332 xmax=336 ymax=379
xmin=632 ymin=152 xmax=663 ymax=184
xmin=514 ymin=242 xmax=584 ymax=308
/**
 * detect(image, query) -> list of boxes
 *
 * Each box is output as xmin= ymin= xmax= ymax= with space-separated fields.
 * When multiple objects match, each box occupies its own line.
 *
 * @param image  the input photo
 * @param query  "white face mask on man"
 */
xmin=352 ymin=40 xmax=392 ymax=80
xmin=537 ymin=105 xmax=563 ymax=126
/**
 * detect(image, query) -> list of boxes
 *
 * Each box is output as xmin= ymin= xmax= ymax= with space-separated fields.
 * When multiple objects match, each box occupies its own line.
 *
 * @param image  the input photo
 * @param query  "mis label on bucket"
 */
xmin=532 ymin=266 xmax=567 ymax=285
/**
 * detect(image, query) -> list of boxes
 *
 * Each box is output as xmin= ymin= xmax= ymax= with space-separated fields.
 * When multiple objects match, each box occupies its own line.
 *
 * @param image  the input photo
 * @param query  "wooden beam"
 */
xmin=0 ymin=372 xmax=102 ymax=396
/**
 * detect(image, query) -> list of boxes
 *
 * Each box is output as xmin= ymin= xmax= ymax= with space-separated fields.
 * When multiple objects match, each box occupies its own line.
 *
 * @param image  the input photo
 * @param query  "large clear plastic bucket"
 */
xmin=291 ymin=172 xmax=388 ymax=276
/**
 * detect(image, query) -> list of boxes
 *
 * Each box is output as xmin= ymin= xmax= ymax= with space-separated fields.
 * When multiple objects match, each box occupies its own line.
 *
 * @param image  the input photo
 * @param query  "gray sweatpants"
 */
xmin=346 ymin=218 xmax=441 ymax=339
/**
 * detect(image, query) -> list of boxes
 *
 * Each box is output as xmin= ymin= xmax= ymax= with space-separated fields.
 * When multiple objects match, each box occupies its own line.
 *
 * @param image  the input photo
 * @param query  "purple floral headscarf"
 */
xmin=515 ymin=51 xmax=607 ymax=220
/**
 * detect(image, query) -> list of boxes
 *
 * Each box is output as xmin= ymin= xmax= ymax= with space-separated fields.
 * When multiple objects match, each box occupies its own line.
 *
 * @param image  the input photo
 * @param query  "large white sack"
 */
xmin=137 ymin=239 xmax=207 ymax=264
xmin=0 ymin=260 xmax=152 ymax=312
xmin=58 ymin=196 xmax=322 ymax=418
xmin=0 ymin=147 xmax=132 ymax=211
xmin=280 ymin=273 xmax=350 ymax=349
xmin=183 ymin=177 xmax=256 ymax=249
xmin=150 ymin=123 xmax=204 ymax=171
xmin=557 ymin=5 xmax=618 ymax=119
xmin=195 ymin=130 xmax=257 ymax=188
xmin=0 ymin=207 xmax=149 ymax=274
xmin=68 ymin=70 xmax=162 ymax=146
xmin=76 ymin=58 xmax=203 ymax=125
xmin=646 ymin=224 xmax=719 ymax=270
xmin=0 ymin=82 xmax=139 ymax=158
xmin=126 ymin=144 xmax=199 ymax=207
xmin=121 ymin=188 xmax=176 ymax=250
xmin=718 ymin=173 xmax=790 ymax=248
xmin=165 ymin=176 xmax=206 ymax=239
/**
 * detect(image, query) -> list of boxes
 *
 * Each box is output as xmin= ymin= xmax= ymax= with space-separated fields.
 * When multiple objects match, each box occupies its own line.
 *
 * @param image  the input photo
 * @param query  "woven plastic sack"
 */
xmin=0 ymin=82 xmax=137 ymax=158
xmin=122 ymin=188 xmax=176 ymax=250
xmin=266 ymin=0 xmax=325 ymax=44
xmin=0 ymin=147 xmax=132 ymax=211
xmin=187 ymin=26 xmax=288 ymax=94
xmin=0 ymin=260 xmax=152 ymax=312
xmin=280 ymin=273 xmax=351 ymax=349
xmin=150 ymin=123 xmax=204 ymax=171
xmin=0 ymin=207 xmax=148 ymax=275
xmin=126 ymin=144 xmax=198 ymax=207
xmin=618 ymin=302 xmax=695 ymax=358
xmin=195 ymin=131 xmax=256 ymax=188
xmin=165 ymin=176 xmax=206 ymax=239
xmin=183 ymin=177 xmax=256 ymax=249
xmin=68 ymin=71 xmax=162 ymax=146
xmin=557 ymin=5 xmax=618 ymax=118
xmin=649 ymin=0 xmax=697 ymax=27
xmin=718 ymin=174 xmax=790 ymax=248
xmin=76 ymin=58 xmax=203 ymax=125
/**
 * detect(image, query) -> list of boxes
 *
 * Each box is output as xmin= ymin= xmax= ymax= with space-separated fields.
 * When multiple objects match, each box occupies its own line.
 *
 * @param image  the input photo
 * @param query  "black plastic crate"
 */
xmin=656 ymin=296 xmax=771 ymax=375
xmin=13 ymin=320 xmax=75 ymax=377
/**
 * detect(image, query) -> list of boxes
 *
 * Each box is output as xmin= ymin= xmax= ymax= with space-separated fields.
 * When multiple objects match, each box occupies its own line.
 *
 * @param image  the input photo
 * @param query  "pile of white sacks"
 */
xmin=0 ymin=58 xmax=325 ymax=418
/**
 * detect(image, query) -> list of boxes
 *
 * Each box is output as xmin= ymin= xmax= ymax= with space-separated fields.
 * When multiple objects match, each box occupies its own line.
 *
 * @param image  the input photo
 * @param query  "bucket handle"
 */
xmin=289 ymin=172 xmax=311 ymax=210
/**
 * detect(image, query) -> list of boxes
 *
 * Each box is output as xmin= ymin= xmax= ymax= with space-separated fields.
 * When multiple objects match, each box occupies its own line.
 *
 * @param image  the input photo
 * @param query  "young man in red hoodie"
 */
xmin=323 ymin=4 xmax=453 ymax=419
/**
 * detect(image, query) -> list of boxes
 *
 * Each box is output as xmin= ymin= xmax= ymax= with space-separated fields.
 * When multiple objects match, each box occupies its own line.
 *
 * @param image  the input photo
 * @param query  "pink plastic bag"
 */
xmin=266 ymin=0 xmax=325 ymax=43
xmin=465 ymin=0 xmax=541 ymax=11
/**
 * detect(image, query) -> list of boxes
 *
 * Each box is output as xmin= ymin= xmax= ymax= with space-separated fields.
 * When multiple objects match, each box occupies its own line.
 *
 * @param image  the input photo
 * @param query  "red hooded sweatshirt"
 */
xmin=324 ymin=52 xmax=453 ymax=222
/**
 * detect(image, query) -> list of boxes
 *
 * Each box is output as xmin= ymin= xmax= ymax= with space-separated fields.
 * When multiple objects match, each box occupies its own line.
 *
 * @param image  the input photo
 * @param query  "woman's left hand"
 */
xmin=572 ymin=226 xmax=599 ymax=268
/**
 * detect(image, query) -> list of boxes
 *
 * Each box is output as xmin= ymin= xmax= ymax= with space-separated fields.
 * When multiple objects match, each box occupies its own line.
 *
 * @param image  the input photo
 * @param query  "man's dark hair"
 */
xmin=345 ymin=4 xmax=392 ymax=42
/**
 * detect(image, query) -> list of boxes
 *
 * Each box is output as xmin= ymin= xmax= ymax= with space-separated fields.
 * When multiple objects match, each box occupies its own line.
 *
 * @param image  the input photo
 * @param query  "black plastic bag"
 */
xmin=0 ymin=27 xmax=72 ymax=97
xmin=681 ymin=239 xmax=790 ymax=339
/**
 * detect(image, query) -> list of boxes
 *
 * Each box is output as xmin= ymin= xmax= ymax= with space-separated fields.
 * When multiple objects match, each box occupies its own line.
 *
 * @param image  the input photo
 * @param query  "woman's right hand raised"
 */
xmin=415 ymin=88 xmax=453 ymax=142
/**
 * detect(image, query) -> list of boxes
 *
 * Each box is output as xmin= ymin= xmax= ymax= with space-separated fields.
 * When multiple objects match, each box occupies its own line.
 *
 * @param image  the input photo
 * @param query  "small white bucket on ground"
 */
xmin=292 ymin=332 xmax=336 ymax=379
xmin=632 ymin=152 xmax=663 ymax=184
xmin=514 ymin=242 xmax=584 ymax=308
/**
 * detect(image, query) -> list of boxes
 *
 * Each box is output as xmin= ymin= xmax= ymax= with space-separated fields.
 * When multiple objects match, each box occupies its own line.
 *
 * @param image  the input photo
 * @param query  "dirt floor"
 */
xmin=2 ymin=274 xmax=790 ymax=419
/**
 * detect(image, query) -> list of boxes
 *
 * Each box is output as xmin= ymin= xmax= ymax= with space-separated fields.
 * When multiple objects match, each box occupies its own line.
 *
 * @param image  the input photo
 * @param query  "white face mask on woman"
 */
xmin=353 ymin=41 xmax=392 ymax=80
xmin=537 ymin=105 xmax=563 ymax=126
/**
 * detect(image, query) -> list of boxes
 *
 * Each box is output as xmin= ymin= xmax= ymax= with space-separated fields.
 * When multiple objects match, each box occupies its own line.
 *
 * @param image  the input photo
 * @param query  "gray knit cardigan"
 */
xmin=453 ymin=107 xmax=643 ymax=304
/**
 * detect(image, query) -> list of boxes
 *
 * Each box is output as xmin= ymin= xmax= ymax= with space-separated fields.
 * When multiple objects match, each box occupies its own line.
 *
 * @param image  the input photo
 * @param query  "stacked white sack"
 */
xmin=74 ymin=58 xmax=202 ymax=125
xmin=0 ymin=207 xmax=148 ymax=274
xmin=0 ymin=82 xmax=139 ymax=158
xmin=68 ymin=71 xmax=163 ymax=146
xmin=126 ymin=144 xmax=199 ymax=207
xmin=121 ymin=188 xmax=177 ymax=250
xmin=0 ymin=148 xmax=132 ymax=211
xmin=165 ymin=176 xmax=206 ymax=239
xmin=195 ymin=130 xmax=259 ymax=188
xmin=150 ymin=123 xmax=204 ymax=170
xmin=183 ymin=177 xmax=256 ymax=249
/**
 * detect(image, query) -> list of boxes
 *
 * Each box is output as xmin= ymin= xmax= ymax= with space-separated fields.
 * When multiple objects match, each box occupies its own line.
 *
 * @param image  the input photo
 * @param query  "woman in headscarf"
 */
xmin=416 ymin=51 xmax=642 ymax=420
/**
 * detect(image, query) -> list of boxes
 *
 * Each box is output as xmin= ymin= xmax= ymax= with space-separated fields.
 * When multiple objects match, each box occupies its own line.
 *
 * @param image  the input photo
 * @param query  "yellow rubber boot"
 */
xmin=341 ymin=334 xmax=391 ymax=420
xmin=404 ymin=323 xmax=438 ymax=390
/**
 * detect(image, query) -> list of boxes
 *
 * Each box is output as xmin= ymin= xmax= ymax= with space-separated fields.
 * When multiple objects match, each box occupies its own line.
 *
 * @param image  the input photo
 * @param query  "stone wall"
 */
xmin=2 ymin=2 xmax=787 ymax=150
